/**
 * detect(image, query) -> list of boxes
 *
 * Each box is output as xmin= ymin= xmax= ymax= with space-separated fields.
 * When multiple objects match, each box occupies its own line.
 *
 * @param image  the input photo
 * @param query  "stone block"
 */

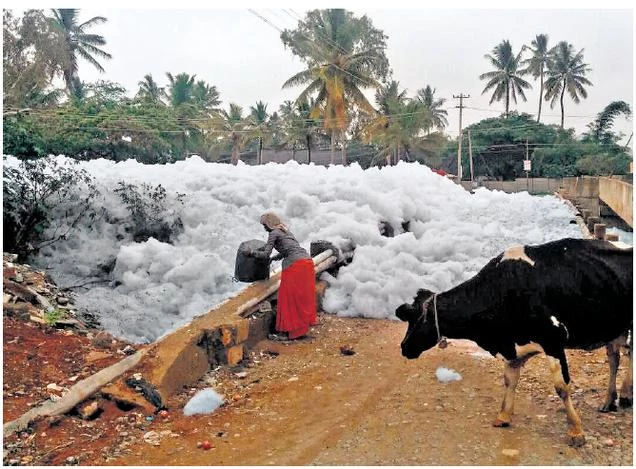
xmin=235 ymin=319 xmax=250 ymax=343
xmin=225 ymin=344 xmax=244 ymax=366
xmin=219 ymin=325 xmax=236 ymax=347
xmin=245 ymin=311 xmax=275 ymax=349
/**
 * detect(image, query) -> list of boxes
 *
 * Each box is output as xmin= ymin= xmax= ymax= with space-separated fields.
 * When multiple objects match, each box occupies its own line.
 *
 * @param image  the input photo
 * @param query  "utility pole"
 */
xmin=525 ymin=138 xmax=529 ymax=192
xmin=468 ymin=129 xmax=474 ymax=184
xmin=453 ymin=94 xmax=469 ymax=182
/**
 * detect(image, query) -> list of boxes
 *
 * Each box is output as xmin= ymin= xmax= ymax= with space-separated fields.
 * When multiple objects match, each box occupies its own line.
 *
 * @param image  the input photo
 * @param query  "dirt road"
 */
xmin=106 ymin=315 xmax=631 ymax=466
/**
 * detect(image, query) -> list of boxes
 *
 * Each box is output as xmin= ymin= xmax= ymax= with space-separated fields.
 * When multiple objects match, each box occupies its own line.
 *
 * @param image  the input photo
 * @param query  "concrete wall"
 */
xmin=559 ymin=176 xmax=601 ymax=217
xmin=599 ymin=177 xmax=633 ymax=227
xmin=261 ymin=149 xmax=336 ymax=166
xmin=460 ymin=177 xmax=563 ymax=194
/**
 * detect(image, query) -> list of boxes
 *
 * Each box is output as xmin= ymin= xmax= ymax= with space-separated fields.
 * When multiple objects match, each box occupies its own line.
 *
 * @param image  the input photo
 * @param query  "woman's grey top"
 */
xmin=252 ymin=228 xmax=310 ymax=270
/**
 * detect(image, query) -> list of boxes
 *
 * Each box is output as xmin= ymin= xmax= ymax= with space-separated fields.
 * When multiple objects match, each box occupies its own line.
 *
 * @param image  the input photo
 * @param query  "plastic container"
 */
xmin=234 ymin=239 xmax=270 ymax=282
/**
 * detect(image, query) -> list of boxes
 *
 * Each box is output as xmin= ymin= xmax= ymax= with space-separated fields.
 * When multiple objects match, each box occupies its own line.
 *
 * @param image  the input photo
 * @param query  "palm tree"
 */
xmin=166 ymin=72 xmax=196 ymax=108
xmin=249 ymin=101 xmax=269 ymax=164
xmin=49 ymin=9 xmax=112 ymax=99
xmin=281 ymin=9 xmax=390 ymax=165
xmin=375 ymin=80 xmax=408 ymax=115
xmin=416 ymin=85 xmax=448 ymax=133
xmin=521 ymin=34 xmax=551 ymax=122
xmin=362 ymin=82 xmax=434 ymax=166
xmin=136 ymin=74 xmax=166 ymax=105
xmin=584 ymin=101 xmax=631 ymax=144
xmin=543 ymin=41 xmax=593 ymax=128
xmin=192 ymin=80 xmax=221 ymax=112
xmin=479 ymin=40 xmax=532 ymax=117
xmin=218 ymin=103 xmax=251 ymax=165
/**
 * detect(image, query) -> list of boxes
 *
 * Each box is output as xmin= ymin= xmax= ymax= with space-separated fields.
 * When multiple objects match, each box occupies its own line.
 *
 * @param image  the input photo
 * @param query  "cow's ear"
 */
xmin=416 ymin=288 xmax=434 ymax=301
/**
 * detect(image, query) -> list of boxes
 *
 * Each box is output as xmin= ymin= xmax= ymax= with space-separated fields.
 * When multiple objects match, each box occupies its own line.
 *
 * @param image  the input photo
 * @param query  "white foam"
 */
xmin=4 ymin=155 xmax=582 ymax=343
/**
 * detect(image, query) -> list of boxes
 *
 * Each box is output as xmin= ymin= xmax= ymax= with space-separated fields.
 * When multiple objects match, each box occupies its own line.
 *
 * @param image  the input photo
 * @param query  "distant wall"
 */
xmin=460 ymin=177 xmax=563 ymax=194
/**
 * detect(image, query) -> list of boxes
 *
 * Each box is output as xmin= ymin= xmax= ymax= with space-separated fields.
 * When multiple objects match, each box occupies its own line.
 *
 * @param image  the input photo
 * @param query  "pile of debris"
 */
xmin=3 ymin=253 xmax=88 ymax=331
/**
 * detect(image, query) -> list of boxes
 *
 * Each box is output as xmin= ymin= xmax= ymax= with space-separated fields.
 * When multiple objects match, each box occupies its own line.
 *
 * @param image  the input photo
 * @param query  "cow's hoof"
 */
xmin=598 ymin=403 xmax=618 ymax=413
xmin=618 ymin=397 xmax=632 ymax=408
xmin=492 ymin=418 xmax=511 ymax=428
xmin=567 ymin=433 xmax=586 ymax=447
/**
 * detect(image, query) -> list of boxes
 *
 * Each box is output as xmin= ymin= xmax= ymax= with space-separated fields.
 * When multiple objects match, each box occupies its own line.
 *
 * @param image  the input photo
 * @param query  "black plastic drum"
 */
xmin=234 ymin=239 xmax=270 ymax=282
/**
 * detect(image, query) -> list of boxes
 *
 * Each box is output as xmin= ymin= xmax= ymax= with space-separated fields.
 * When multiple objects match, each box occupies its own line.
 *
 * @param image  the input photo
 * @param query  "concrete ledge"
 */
xmin=103 ymin=253 xmax=336 ymax=407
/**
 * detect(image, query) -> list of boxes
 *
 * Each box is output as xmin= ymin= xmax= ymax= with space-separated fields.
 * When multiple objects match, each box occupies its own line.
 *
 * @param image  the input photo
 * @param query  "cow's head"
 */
xmin=396 ymin=288 xmax=439 ymax=359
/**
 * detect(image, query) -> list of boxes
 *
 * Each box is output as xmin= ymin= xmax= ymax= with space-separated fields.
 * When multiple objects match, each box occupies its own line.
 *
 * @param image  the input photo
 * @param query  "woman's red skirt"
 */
xmin=276 ymin=258 xmax=317 ymax=339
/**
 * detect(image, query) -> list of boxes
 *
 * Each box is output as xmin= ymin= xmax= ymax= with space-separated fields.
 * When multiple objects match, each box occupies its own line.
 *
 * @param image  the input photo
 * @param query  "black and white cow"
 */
xmin=396 ymin=238 xmax=632 ymax=447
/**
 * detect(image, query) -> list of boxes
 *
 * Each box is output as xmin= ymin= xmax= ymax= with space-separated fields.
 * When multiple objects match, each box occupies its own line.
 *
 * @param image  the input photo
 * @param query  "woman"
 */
xmin=250 ymin=212 xmax=316 ymax=340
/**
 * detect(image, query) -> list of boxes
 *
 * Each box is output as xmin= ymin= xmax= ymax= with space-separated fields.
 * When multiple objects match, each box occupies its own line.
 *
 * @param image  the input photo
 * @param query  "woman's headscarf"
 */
xmin=260 ymin=212 xmax=288 ymax=232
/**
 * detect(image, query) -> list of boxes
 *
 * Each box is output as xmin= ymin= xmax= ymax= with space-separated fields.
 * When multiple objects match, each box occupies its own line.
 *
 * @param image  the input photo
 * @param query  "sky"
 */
xmin=6 ymin=154 xmax=586 ymax=343
xmin=6 ymin=1 xmax=635 ymax=146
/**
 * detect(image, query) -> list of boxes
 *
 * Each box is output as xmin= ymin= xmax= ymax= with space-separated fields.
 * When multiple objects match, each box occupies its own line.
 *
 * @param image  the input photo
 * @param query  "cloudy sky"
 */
xmin=10 ymin=1 xmax=634 ymax=144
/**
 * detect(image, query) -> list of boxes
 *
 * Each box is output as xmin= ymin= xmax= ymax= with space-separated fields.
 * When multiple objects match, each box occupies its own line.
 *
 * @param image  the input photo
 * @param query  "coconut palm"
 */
xmin=192 ymin=81 xmax=221 ymax=112
xmin=416 ymin=85 xmax=448 ymax=132
xmin=218 ymin=103 xmax=251 ymax=165
xmin=521 ymin=34 xmax=551 ymax=122
xmin=281 ymin=9 xmax=390 ymax=164
xmin=166 ymin=72 xmax=196 ymax=108
xmin=543 ymin=41 xmax=593 ymax=128
xmin=584 ymin=101 xmax=631 ymax=144
xmin=370 ymin=98 xmax=434 ymax=166
xmin=479 ymin=40 xmax=532 ymax=117
xmin=136 ymin=74 xmax=166 ymax=105
xmin=278 ymin=97 xmax=321 ymax=163
xmin=49 ymin=9 xmax=112 ymax=98
xmin=375 ymin=80 xmax=408 ymax=115
xmin=249 ymin=101 xmax=269 ymax=164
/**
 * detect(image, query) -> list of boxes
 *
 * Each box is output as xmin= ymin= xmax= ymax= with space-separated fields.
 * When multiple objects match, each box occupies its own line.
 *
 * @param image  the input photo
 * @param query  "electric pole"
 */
xmin=468 ymin=129 xmax=474 ymax=183
xmin=453 ymin=94 xmax=469 ymax=182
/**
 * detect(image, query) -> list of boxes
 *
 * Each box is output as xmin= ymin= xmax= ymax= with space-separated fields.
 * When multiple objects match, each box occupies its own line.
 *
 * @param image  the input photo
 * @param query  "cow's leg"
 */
xmin=493 ymin=361 xmax=521 ymax=427
xmin=619 ymin=341 xmax=633 ymax=408
xmin=547 ymin=352 xmax=585 ymax=447
xmin=599 ymin=341 xmax=620 ymax=412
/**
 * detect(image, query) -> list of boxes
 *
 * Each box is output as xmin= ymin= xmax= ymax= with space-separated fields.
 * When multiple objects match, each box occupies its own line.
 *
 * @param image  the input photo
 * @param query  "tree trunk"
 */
xmin=559 ymin=80 xmax=566 ymax=128
xmin=537 ymin=65 xmax=544 ymax=122
xmin=341 ymin=130 xmax=347 ymax=166
xmin=258 ymin=136 xmax=263 ymax=165
xmin=505 ymin=81 xmax=510 ymax=117
xmin=306 ymin=135 xmax=311 ymax=164
xmin=330 ymin=131 xmax=335 ymax=165
xmin=232 ymin=136 xmax=240 ymax=165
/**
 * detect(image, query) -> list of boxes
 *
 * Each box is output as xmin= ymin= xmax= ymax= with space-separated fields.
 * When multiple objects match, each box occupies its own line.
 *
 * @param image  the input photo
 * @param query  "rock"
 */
xmin=91 ymin=332 xmax=113 ymax=349
xmin=12 ymin=273 xmax=24 ymax=283
xmin=56 ymin=296 xmax=70 ymax=305
xmin=288 ymin=376 xmax=299 ymax=382
xmin=20 ymin=456 xmax=33 ymax=465
xmin=79 ymin=402 xmax=100 ymax=420
xmin=54 ymin=319 xmax=85 ymax=329
xmin=68 ymin=375 xmax=79 ymax=383
xmin=603 ymin=438 xmax=615 ymax=447
xmin=65 ymin=456 xmax=78 ymax=465
xmin=234 ymin=372 xmax=248 ymax=379
xmin=143 ymin=431 xmax=161 ymax=446
xmin=121 ymin=345 xmax=136 ymax=355
xmin=85 ymin=350 xmax=113 ymax=363
xmin=502 ymin=449 xmax=520 ymax=457
xmin=46 ymin=383 xmax=65 ymax=392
